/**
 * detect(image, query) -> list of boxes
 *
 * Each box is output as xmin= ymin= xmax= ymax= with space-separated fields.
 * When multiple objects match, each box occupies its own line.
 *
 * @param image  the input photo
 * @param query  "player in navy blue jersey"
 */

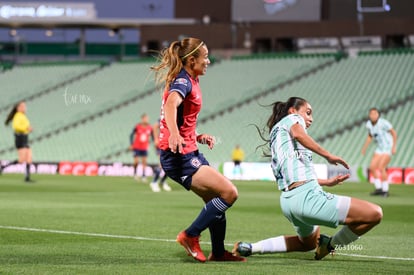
xmin=151 ymin=37 xmax=245 ymax=263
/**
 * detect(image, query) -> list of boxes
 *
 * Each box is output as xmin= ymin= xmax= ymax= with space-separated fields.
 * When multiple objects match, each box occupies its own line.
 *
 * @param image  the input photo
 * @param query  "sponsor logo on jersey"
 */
xmin=174 ymin=78 xmax=188 ymax=86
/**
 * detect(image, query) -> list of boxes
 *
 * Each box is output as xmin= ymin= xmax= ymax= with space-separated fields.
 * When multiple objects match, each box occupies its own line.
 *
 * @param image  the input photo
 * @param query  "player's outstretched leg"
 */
xmin=233 ymin=242 xmax=252 ymax=257
xmin=315 ymin=198 xmax=382 ymax=260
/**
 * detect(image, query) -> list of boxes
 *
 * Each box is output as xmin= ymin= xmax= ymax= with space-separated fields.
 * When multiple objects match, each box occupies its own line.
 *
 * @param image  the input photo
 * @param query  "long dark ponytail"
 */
xmin=266 ymin=97 xmax=307 ymax=133
xmin=5 ymin=102 xmax=22 ymax=126
xmin=256 ymin=97 xmax=307 ymax=157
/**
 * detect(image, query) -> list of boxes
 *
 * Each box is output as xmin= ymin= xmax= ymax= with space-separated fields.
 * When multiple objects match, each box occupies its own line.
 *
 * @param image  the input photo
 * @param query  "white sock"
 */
xmin=374 ymin=178 xmax=382 ymax=190
xmin=330 ymin=226 xmax=360 ymax=248
xmin=382 ymin=181 xmax=389 ymax=192
xmin=251 ymin=236 xmax=287 ymax=254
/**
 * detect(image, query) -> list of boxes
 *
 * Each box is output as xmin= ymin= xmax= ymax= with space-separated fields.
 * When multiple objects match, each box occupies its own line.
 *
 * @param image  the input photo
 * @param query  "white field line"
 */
xmin=334 ymin=252 xmax=414 ymax=261
xmin=1 ymin=225 xmax=413 ymax=261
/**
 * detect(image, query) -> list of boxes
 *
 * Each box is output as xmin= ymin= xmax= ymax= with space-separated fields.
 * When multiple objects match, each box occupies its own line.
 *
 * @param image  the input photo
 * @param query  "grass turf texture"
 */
xmin=0 ymin=174 xmax=413 ymax=274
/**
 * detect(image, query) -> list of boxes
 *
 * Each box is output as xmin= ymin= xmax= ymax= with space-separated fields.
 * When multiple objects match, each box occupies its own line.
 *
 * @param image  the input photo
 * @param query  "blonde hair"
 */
xmin=151 ymin=37 xmax=204 ymax=90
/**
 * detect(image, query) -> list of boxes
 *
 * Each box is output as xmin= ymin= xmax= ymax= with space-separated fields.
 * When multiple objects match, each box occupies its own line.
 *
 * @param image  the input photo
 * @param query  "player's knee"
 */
xmin=365 ymin=205 xmax=383 ymax=226
xmin=371 ymin=205 xmax=383 ymax=225
xmin=223 ymin=185 xmax=238 ymax=205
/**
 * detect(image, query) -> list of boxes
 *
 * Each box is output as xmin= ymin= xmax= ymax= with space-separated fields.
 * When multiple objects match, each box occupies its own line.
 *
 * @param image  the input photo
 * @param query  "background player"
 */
xmin=233 ymin=97 xmax=382 ymax=260
xmin=2 ymin=101 xmax=34 ymax=182
xmin=151 ymin=37 xmax=245 ymax=262
xmin=150 ymin=119 xmax=171 ymax=192
xmin=129 ymin=113 xmax=153 ymax=182
xmin=361 ymin=108 xmax=397 ymax=197
xmin=231 ymin=144 xmax=244 ymax=178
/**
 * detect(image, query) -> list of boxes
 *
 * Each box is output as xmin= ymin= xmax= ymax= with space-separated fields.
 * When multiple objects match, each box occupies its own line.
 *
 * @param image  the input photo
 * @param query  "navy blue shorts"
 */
xmin=133 ymin=149 xmax=148 ymax=157
xmin=160 ymin=150 xmax=209 ymax=190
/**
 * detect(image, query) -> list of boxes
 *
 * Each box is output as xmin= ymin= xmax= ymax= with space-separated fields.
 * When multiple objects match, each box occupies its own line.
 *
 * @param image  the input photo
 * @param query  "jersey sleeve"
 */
xmin=169 ymin=76 xmax=192 ymax=98
xmin=382 ymin=119 xmax=393 ymax=132
xmin=289 ymin=114 xmax=306 ymax=130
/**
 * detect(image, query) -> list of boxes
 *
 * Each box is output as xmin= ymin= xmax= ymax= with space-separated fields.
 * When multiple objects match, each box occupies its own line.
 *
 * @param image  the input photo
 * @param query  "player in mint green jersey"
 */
xmin=233 ymin=97 xmax=383 ymax=260
xmin=361 ymin=108 xmax=397 ymax=197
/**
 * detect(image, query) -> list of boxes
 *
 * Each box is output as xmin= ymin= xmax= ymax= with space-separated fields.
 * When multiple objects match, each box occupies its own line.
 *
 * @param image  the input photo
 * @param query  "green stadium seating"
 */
xmin=0 ymin=63 xmax=101 ymax=112
xmin=1 ymin=52 xmax=413 ymax=168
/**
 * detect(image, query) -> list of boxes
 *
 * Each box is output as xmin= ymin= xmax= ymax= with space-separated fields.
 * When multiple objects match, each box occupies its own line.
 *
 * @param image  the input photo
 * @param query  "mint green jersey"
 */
xmin=270 ymin=114 xmax=317 ymax=190
xmin=366 ymin=117 xmax=393 ymax=154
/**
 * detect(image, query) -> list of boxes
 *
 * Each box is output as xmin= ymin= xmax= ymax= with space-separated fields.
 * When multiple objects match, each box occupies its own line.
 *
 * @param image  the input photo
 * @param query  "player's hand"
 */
xmin=128 ymin=145 xmax=133 ymax=151
xmin=392 ymin=146 xmax=396 ymax=155
xmin=168 ymin=133 xmax=186 ymax=153
xmin=326 ymin=154 xmax=349 ymax=169
xmin=324 ymin=174 xmax=350 ymax=187
xmin=197 ymin=134 xmax=215 ymax=149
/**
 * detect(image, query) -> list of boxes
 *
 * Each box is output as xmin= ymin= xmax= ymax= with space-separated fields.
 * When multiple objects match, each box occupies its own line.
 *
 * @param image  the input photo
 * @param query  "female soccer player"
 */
xmin=361 ymin=108 xmax=397 ymax=197
xmin=129 ymin=113 xmax=153 ymax=182
xmin=2 ymin=101 xmax=34 ymax=182
xmin=232 ymin=97 xmax=382 ymax=260
xmin=150 ymin=119 xmax=171 ymax=192
xmin=151 ymin=37 xmax=245 ymax=262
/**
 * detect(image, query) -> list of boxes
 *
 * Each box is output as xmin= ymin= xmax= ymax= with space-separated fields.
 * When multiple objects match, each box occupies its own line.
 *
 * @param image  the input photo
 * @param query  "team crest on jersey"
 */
xmin=190 ymin=157 xmax=202 ymax=168
xmin=174 ymin=78 xmax=188 ymax=86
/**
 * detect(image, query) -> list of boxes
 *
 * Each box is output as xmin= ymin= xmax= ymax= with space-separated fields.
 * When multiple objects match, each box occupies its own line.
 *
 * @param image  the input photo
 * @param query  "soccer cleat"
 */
xmin=208 ymin=250 xmax=247 ymax=262
xmin=176 ymin=231 xmax=206 ymax=263
xmin=370 ymin=189 xmax=384 ymax=196
xmin=315 ymin=234 xmax=334 ymax=260
xmin=25 ymin=178 xmax=35 ymax=183
xmin=232 ymin=242 xmax=252 ymax=257
xmin=150 ymin=183 xmax=160 ymax=192
xmin=382 ymin=191 xmax=390 ymax=198
xmin=162 ymin=183 xmax=172 ymax=192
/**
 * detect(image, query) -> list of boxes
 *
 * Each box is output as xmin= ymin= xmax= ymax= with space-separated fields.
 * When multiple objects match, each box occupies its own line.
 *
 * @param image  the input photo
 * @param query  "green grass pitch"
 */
xmin=1 ymin=174 xmax=413 ymax=274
